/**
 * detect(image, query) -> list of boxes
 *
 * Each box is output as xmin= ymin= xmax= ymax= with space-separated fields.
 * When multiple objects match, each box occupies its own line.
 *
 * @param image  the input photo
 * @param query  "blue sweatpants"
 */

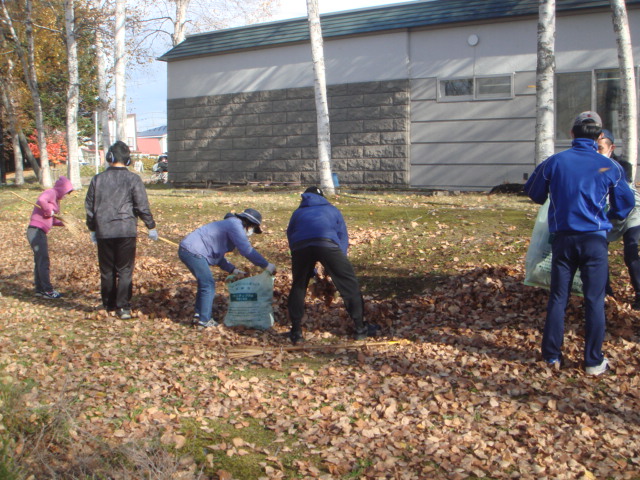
xmin=543 ymin=232 xmax=608 ymax=368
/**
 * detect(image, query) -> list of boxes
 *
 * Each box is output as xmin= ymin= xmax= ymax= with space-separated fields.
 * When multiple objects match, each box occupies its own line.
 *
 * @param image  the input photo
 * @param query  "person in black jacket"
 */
xmin=85 ymin=141 xmax=158 ymax=319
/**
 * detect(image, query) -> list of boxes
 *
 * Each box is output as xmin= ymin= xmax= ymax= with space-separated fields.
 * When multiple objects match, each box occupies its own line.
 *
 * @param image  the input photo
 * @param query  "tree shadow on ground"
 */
xmin=0 ymin=273 xmax=100 ymax=314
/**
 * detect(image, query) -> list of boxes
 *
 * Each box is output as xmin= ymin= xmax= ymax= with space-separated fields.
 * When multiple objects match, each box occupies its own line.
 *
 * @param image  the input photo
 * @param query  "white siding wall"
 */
xmin=167 ymin=32 xmax=409 ymax=99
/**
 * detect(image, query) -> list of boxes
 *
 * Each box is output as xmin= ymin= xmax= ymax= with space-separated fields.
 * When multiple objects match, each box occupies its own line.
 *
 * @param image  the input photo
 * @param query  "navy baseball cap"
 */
xmin=304 ymin=186 xmax=324 ymax=197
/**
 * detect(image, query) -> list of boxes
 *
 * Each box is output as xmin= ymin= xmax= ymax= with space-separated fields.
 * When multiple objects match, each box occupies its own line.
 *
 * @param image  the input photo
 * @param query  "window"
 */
xmin=596 ymin=70 xmax=621 ymax=139
xmin=440 ymin=78 xmax=473 ymax=99
xmin=438 ymin=75 xmax=513 ymax=101
xmin=555 ymin=72 xmax=592 ymax=140
xmin=555 ymin=68 xmax=637 ymax=141
xmin=476 ymin=76 xmax=513 ymax=99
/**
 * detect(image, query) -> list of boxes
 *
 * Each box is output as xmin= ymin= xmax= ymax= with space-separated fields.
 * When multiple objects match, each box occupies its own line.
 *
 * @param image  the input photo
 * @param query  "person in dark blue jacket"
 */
xmin=525 ymin=111 xmax=635 ymax=375
xmin=286 ymin=187 xmax=379 ymax=344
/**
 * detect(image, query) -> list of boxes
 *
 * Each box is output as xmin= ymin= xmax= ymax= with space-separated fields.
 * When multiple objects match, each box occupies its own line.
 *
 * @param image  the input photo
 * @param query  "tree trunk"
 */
xmin=25 ymin=0 xmax=52 ymax=186
xmin=11 ymin=132 xmax=24 ymax=184
xmin=534 ymin=0 xmax=555 ymax=166
xmin=1 ymin=0 xmax=52 ymax=186
xmin=173 ymin=0 xmax=190 ymax=46
xmin=96 ymin=28 xmax=111 ymax=156
xmin=93 ymin=0 xmax=110 ymax=161
xmin=0 ymin=83 xmax=24 ymax=185
xmin=19 ymin=131 xmax=41 ymax=178
xmin=0 ymin=108 xmax=5 ymax=185
xmin=0 ymin=29 xmax=23 ymax=184
xmin=65 ymin=0 xmax=82 ymax=189
xmin=115 ymin=0 xmax=127 ymax=142
xmin=306 ymin=0 xmax=334 ymax=195
xmin=610 ymin=0 xmax=638 ymax=180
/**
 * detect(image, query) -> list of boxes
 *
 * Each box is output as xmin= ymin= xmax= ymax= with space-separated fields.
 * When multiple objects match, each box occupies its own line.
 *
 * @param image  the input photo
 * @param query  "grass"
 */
xmin=1 ymin=182 xmax=637 ymax=479
xmin=0 ymin=371 xmax=74 ymax=478
xmin=178 ymin=416 xmax=311 ymax=478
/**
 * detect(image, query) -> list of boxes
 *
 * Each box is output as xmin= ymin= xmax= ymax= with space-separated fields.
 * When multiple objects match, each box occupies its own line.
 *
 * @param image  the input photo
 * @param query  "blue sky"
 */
xmin=128 ymin=0 xmax=403 ymax=131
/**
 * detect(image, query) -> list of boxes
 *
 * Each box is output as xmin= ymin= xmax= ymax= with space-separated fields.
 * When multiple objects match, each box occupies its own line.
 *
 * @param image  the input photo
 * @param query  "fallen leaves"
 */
xmin=1 ymin=191 xmax=640 ymax=479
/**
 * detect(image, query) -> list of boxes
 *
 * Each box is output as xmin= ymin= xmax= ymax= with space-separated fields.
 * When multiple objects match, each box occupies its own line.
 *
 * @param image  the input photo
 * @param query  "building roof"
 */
xmin=138 ymin=125 xmax=168 ymax=137
xmin=159 ymin=0 xmax=640 ymax=62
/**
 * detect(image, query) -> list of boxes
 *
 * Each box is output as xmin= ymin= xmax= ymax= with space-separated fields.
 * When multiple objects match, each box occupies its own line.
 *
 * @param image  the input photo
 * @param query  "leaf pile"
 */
xmin=0 ymin=190 xmax=639 ymax=479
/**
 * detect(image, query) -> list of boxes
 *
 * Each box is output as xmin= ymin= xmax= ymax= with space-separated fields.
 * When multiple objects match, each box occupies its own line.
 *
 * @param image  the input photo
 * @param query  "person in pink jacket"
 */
xmin=26 ymin=176 xmax=74 ymax=299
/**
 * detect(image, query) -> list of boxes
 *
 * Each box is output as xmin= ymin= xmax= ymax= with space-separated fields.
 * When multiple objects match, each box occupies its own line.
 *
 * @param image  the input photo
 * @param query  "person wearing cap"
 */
xmin=26 ymin=175 xmax=74 ymax=299
xmin=286 ymin=186 xmax=380 ymax=344
xmin=599 ymin=129 xmax=640 ymax=309
xmin=525 ymin=111 xmax=634 ymax=375
xmin=178 ymin=208 xmax=276 ymax=328
xmin=85 ymin=140 xmax=158 ymax=320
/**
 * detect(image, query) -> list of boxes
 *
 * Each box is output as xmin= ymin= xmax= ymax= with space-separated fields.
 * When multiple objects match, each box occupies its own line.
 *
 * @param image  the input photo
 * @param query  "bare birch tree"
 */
xmin=306 ymin=0 xmax=334 ymax=195
xmin=92 ymin=0 xmax=111 ymax=156
xmin=0 ymin=87 xmax=25 ymax=186
xmin=172 ymin=0 xmax=189 ymax=45
xmin=133 ymin=0 xmax=275 ymax=48
xmin=0 ymin=108 xmax=4 ymax=184
xmin=1 ymin=0 xmax=53 ymax=187
xmin=0 ymin=28 xmax=24 ymax=185
xmin=610 ymin=0 xmax=638 ymax=179
xmin=64 ymin=0 xmax=82 ymax=189
xmin=115 ymin=0 xmax=127 ymax=142
xmin=19 ymin=131 xmax=41 ymax=178
xmin=534 ymin=0 xmax=555 ymax=166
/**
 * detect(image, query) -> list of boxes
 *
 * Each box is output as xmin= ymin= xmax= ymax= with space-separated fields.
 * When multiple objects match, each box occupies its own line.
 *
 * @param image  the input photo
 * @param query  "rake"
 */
xmin=157 ymin=236 xmax=179 ymax=247
xmin=10 ymin=191 xmax=85 ymax=237
xmin=227 ymin=340 xmax=406 ymax=359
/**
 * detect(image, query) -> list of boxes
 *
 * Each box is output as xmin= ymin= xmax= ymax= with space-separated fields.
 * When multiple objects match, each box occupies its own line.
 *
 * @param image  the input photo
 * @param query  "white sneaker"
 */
xmin=39 ymin=290 xmax=63 ymax=299
xmin=585 ymin=358 xmax=609 ymax=376
xmin=197 ymin=318 xmax=219 ymax=328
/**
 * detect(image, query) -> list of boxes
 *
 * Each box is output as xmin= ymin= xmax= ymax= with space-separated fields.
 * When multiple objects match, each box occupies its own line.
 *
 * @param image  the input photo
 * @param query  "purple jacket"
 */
xmin=28 ymin=176 xmax=74 ymax=234
xmin=179 ymin=216 xmax=268 ymax=272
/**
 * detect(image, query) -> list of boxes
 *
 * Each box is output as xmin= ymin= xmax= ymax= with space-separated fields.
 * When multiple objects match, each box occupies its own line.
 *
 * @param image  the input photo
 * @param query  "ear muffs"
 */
xmin=106 ymin=149 xmax=131 ymax=166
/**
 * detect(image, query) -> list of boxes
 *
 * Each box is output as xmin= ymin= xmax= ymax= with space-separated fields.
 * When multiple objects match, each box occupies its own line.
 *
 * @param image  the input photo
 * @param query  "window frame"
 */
xmin=554 ymin=67 xmax=640 ymax=143
xmin=437 ymin=74 xmax=514 ymax=102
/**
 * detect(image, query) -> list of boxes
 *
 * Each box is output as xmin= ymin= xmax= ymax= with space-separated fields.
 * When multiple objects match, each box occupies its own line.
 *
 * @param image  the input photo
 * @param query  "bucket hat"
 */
xmin=236 ymin=208 xmax=263 ymax=234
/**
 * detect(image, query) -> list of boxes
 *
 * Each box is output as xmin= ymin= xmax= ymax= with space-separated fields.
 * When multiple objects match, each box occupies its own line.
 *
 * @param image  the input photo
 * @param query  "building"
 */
xmin=107 ymin=114 xmax=138 ymax=152
xmin=137 ymin=126 xmax=168 ymax=156
xmin=159 ymin=0 xmax=640 ymax=190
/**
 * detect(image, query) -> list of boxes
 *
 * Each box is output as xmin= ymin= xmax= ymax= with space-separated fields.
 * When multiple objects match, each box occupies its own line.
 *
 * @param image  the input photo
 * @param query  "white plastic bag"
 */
xmin=524 ymin=199 xmax=583 ymax=295
xmin=223 ymin=271 xmax=274 ymax=330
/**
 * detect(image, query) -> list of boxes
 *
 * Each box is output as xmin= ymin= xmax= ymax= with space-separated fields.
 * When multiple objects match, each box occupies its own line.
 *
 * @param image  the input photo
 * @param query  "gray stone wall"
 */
xmin=167 ymin=79 xmax=409 ymax=186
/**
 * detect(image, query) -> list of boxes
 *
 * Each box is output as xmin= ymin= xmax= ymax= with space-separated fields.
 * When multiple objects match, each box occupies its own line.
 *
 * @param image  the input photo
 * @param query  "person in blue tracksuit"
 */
xmin=179 ymin=209 xmax=276 ymax=328
xmin=525 ymin=111 xmax=635 ymax=375
xmin=286 ymin=186 xmax=379 ymax=344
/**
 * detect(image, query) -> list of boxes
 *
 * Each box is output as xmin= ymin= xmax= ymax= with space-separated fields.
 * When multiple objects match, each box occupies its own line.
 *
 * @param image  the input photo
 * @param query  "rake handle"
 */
xmin=10 ymin=191 xmax=63 ymax=221
xmin=158 ymin=236 xmax=179 ymax=247
xmin=229 ymin=340 xmax=405 ymax=357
